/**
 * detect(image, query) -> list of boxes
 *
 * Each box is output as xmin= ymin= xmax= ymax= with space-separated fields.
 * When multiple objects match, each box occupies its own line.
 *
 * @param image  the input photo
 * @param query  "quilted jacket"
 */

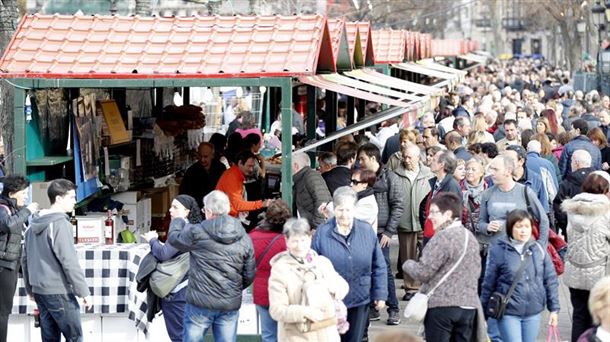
xmin=293 ymin=166 xmax=332 ymax=229
xmin=561 ymin=193 xmax=610 ymax=290
xmin=312 ymin=218 xmax=388 ymax=308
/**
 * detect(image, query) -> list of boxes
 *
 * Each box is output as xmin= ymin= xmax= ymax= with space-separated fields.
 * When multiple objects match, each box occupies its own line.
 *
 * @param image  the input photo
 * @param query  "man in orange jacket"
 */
xmin=216 ymin=150 xmax=272 ymax=218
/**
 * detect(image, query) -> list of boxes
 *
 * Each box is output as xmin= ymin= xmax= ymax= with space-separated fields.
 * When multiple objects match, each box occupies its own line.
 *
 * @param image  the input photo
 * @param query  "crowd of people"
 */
xmin=0 ymin=58 xmax=610 ymax=342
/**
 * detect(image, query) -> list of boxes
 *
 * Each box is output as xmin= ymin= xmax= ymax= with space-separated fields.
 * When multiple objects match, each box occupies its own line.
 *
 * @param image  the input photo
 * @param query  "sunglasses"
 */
xmin=351 ymin=179 xmax=367 ymax=185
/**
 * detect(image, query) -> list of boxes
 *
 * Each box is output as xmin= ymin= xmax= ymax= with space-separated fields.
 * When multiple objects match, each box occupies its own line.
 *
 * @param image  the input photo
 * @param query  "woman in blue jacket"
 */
xmin=480 ymin=209 xmax=560 ymax=342
xmin=142 ymin=195 xmax=202 ymax=342
xmin=312 ymin=186 xmax=388 ymax=342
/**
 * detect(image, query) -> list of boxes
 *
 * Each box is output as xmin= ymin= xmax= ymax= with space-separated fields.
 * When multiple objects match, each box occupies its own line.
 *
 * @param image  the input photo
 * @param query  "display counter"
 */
xmin=8 ymin=243 xmax=260 ymax=341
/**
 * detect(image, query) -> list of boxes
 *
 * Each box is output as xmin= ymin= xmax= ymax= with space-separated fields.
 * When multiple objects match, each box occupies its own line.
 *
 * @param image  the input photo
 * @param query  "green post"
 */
xmin=13 ymin=89 xmax=26 ymax=175
xmin=280 ymin=78 xmax=293 ymax=209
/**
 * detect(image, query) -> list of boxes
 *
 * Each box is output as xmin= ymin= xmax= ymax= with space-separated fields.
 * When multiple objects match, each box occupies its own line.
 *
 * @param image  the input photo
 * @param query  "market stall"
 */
xmin=0 ymin=13 xmax=338 ymax=340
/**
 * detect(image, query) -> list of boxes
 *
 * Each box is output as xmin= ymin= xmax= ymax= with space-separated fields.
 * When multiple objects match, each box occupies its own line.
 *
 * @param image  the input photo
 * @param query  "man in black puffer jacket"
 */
xmin=552 ymin=149 xmax=594 ymax=238
xmin=358 ymin=143 xmax=404 ymax=326
xmin=169 ymin=190 xmax=255 ymax=341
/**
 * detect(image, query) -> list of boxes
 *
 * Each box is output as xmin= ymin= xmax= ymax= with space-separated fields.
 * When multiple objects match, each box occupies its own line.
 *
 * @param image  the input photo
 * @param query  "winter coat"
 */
xmin=561 ymin=193 xmax=610 ymax=291
xmin=268 ymin=250 xmax=349 ymax=342
xmin=312 ymin=218 xmax=388 ymax=308
xmin=390 ymin=163 xmax=433 ymax=233
xmin=552 ymin=167 xmax=594 ymax=233
xmin=249 ymin=226 xmax=287 ymax=306
xmin=526 ymin=151 xmax=559 ymax=199
xmin=321 ymin=166 xmax=351 ymax=196
xmin=372 ymin=167 xmax=404 ymax=237
xmin=22 ymin=211 xmax=89 ymax=298
xmin=293 ymin=167 xmax=332 ymax=229
xmin=480 ymin=238 xmax=560 ymax=318
xmin=403 ymin=221 xmax=481 ymax=309
xmin=459 ymin=179 xmax=490 ymax=237
xmin=168 ymin=215 xmax=255 ymax=311
xmin=559 ymin=136 xmax=602 ymax=178
xmin=577 ymin=327 xmax=606 ymax=342
xmin=420 ymin=174 xmax=462 ymax=238
xmin=0 ymin=196 xmax=31 ymax=271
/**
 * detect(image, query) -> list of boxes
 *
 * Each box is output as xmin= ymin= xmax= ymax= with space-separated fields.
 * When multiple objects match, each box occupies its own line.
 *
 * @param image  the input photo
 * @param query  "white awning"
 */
xmin=392 ymin=62 xmax=457 ymax=80
xmin=344 ymin=68 xmax=441 ymax=95
xmin=458 ymin=53 xmax=488 ymax=65
xmin=418 ymin=59 xmax=467 ymax=83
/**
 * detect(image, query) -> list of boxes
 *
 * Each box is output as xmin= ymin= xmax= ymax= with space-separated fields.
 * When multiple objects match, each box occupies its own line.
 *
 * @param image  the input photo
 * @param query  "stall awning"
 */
xmin=322 ymin=73 xmax=421 ymax=101
xmin=298 ymin=75 xmax=416 ymax=108
xmin=344 ymin=69 xmax=441 ymax=96
xmin=458 ymin=53 xmax=488 ymax=65
xmin=418 ymin=60 xmax=467 ymax=79
xmin=392 ymin=62 xmax=457 ymax=80
xmin=295 ymin=105 xmax=418 ymax=153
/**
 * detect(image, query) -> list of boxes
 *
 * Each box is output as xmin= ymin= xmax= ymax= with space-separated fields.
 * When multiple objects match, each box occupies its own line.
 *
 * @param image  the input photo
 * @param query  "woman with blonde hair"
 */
xmin=577 ymin=276 xmax=610 ymax=342
xmin=532 ymin=133 xmax=560 ymax=178
xmin=468 ymin=130 xmax=488 ymax=146
xmin=472 ymin=114 xmax=495 ymax=142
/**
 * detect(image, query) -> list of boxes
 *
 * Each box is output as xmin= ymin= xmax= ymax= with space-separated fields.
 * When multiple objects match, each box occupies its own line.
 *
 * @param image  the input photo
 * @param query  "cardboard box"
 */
xmin=77 ymin=214 xmax=123 ymax=244
xmin=76 ymin=215 xmax=105 ymax=244
xmin=144 ymin=185 xmax=179 ymax=216
xmin=111 ymin=191 xmax=141 ymax=204
xmin=30 ymin=182 xmax=52 ymax=209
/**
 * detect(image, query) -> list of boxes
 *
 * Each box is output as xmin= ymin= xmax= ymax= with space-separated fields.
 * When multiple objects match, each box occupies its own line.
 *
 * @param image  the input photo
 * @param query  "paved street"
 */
xmin=368 ymin=237 xmax=573 ymax=341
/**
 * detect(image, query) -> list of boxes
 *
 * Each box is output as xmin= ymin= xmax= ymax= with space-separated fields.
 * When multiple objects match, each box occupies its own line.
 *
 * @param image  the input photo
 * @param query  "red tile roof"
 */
xmin=327 ymin=18 xmax=344 ymax=64
xmin=0 ymin=14 xmax=334 ymax=79
xmin=372 ymin=29 xmax=405 ymax=64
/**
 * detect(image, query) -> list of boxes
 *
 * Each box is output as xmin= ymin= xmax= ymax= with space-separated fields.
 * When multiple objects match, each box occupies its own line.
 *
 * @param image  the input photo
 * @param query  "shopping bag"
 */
xmin=546 ymin=325 xmax=561 ymax=342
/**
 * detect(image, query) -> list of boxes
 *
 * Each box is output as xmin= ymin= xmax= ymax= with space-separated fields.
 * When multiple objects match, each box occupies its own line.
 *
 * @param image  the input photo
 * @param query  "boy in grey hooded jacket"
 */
xmin=22 ymin=179 xmax=90 ymax=342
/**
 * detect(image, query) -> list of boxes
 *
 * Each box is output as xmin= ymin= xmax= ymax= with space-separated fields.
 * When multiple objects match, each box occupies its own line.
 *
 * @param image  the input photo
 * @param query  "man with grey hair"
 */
xmin=553 ymin=149 xmax=594 ymax=236
xmin=479 ymin=155 xmax=549 ymax=341
xmin=390 ymin=143 xmax=433 ymax=300
xmin=292 ymin=152 xmax=332 ymax=228
xmin=526 ymin=140 xmax=559 ymax=200
xmin=421 ymin=150 xmax=461 ymax=242
xmin=168 ymin=190 xmax=255 ymax=341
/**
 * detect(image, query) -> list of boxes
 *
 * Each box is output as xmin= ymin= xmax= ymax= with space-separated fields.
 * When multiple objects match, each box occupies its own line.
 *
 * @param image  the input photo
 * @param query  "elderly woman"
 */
xmin=142 ymin=194 xmax=203 ymax=342
xmin=403 ymin=192 xmax=485 ymax=342
xmin=268 ymin=218 xmax=349 ymax=342
xmin=0 ymin=175 xmax=39 ymax=342
xmin=249 ymin=200 xmax=291 ymax=342
xmin=312 ymin=187 xmax=387 ymax=342
xmin=577 ymin=276 xmax=610 ymax=342
xmin=561 ymin=172 xmax=610 ymax=342
xmin=460 ymin=157 xmax=491 ymax=237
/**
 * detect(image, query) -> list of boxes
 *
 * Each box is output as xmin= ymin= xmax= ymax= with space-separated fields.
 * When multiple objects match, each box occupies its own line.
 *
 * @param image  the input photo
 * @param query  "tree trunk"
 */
xmin=134 ymin=0 xmax=151 ymax=16
xmin=559 ymin=20 xmax=582 ymax=73
xmin=0 ymin=0 xmax=19 ymax=173
xmin=488 ymin=0 xmax=502 ymax=55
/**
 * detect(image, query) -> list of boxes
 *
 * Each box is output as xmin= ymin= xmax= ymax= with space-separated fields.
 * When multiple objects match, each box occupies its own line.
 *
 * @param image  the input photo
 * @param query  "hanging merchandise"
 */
xmin=186 ymin=129 xmax=205 ymax=150
xmin=46 ymin=89 xmax=69 ymax=153
xmin=152 ymin=124 xmax=175 ymax=160
xmin=125 ymin=89 xmax=152 ymax=118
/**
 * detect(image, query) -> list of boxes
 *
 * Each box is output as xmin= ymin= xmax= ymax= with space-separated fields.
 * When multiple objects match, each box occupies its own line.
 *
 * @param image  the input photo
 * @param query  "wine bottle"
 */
xmin=70 ymin=210 xmax=78 ymax=244
xmin=104 ymin=210 xmax=114 ymax=245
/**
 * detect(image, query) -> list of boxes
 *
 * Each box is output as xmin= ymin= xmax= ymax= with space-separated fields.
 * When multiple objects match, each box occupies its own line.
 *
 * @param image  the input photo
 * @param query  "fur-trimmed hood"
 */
xmin=561 ymin=192 xmax=610 ymax=233
xmin=561 ymin=192 xmax=610 ymax=216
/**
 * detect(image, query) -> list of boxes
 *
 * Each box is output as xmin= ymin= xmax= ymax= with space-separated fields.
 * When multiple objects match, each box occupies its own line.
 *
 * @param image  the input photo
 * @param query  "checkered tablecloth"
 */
xmin=13 ymin=243 xmax=152 ymax=334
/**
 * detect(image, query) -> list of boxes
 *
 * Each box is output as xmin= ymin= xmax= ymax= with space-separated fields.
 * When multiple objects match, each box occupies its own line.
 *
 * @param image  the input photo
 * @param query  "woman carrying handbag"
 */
xmin=403 ymin=192 xmax=486 ymax=342
xmin=480 ymin=209 xmax=560 ymax=342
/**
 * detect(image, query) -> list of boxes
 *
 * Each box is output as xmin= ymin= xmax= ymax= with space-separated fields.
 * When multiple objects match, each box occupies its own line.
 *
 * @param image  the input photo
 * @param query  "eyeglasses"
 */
xmin=351 ymin=179 xmax=367 ymax=185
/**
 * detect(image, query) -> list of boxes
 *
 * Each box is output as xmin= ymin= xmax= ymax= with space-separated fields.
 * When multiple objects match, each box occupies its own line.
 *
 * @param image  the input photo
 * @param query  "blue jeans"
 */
xmin=161 ymin=287 xmax=186 ymax=342
xmin=34 ymin=293 xmax=83 ymax=342
xmin=255 ymin=305 xmax=277 ymax=342
xmin=488 ymin=317 xmax=502 ymax=342
xmin=378 ymin=234 xmax=399 ymax=312
xmin=183 ymin=303 xmax=239 ymax=342
xmin=498 ymin=313 xmax=541 ymax=342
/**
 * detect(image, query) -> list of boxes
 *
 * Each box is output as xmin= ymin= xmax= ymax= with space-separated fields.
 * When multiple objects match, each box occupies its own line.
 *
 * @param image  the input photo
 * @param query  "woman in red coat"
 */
xmin=248 ymin=200 xmax=291 ymax=342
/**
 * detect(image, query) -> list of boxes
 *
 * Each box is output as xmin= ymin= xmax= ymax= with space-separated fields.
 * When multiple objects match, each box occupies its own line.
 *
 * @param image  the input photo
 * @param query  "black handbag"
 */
xmin=486 ymin=249 xmax=532 ymax=319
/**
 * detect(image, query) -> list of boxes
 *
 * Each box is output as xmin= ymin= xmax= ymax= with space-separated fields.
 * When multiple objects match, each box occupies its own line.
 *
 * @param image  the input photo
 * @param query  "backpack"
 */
xmin=149 ymin=252 xmax=189 ymax=298
xmin=295 ymin=265 xmax=337 ymax=334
